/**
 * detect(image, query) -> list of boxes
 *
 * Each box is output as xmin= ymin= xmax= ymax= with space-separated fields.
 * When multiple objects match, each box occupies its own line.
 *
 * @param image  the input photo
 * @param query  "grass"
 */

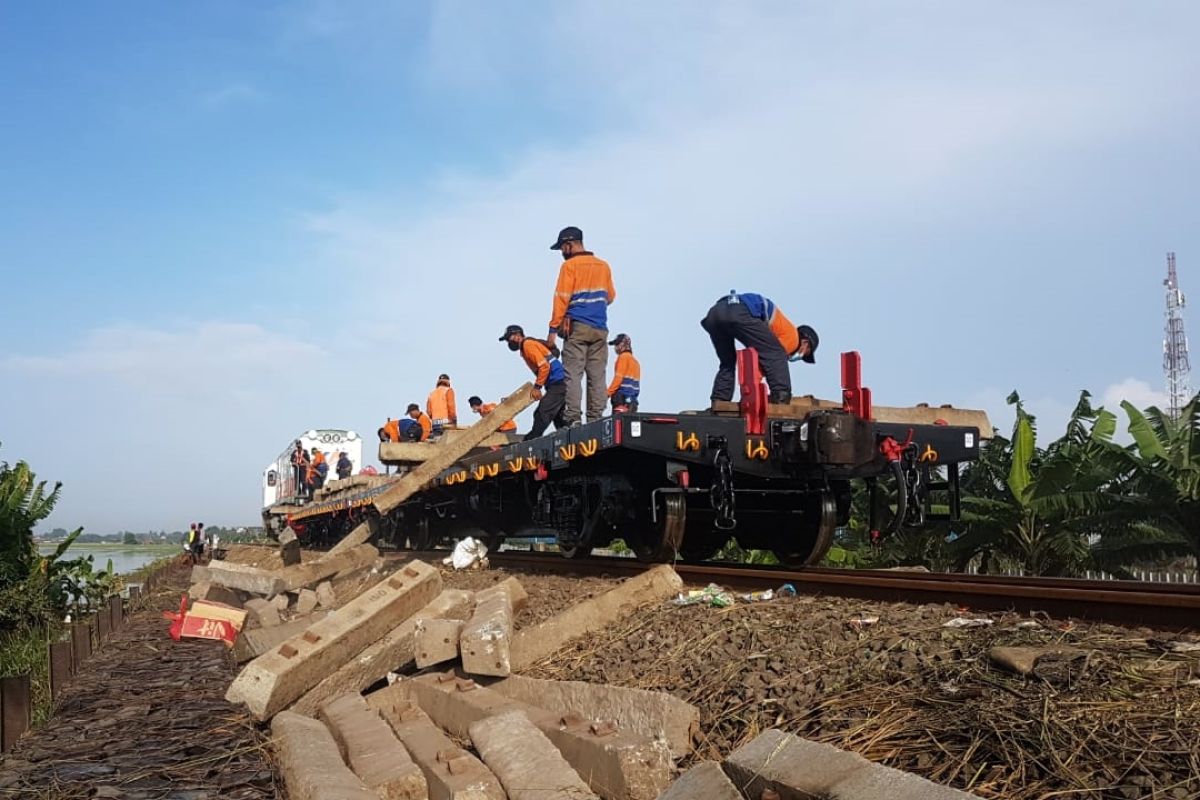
xmin=0 ymin=623 xmax=58 ymax=725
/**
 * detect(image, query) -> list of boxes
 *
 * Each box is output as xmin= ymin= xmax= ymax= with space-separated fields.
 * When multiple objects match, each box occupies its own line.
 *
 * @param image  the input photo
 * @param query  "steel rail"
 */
xmin=403 ymin=548 xmax=1200 ymax=630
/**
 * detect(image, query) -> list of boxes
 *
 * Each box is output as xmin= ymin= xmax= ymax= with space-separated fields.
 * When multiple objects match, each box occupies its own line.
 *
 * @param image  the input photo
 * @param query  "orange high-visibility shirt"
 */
xmin=415 ymin=413 xmax=432 ymax=441
xmin=427 ymin=385 xmax=457 ymax=425
xmin=520 ymin=338 xmax=564 ymax=387
xmin=382 ymin=418 xmax=400 ymax=442
xmin=480 ymin=402 xmax=518 ymax=432
xmin=548 ymin=253 xmax=616 ymax=335
xmin=606 ymin=351 xmax=641 ymax=398
xmin=768 ymin=306 xmax=800 ymax=355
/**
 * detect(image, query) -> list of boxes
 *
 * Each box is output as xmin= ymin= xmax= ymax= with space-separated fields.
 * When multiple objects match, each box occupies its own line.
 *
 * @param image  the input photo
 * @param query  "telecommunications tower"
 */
xmin=1163 ymin=252 xmax=1191 ymax=418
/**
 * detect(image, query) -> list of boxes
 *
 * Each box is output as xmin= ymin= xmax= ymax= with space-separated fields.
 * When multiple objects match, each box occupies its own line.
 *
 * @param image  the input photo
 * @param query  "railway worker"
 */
xmin=701 ymin=291 xmax=819 ymax=405
xmin=186 ymin=523 xmax=200 ymax=564
xmin=544 ymin=226 xmax=616 ymax=427
xmin=336 ymin=451 xmax=353 ymax=480
xmin=467 ymin=395 xmax=519 ymax=433
xmin=605 ymin=333 xmax=641 ymax=413
xmin=378 ymin=417 xmax=401 ymax=442
xmin=426 ymin=374 xmax=458 ymax=436
xmin=290 ymin=440 xmax=309 ymax=497
xmin=499 ymin=324 xmax=568 ymax=440
xmin=405 ymin=403 xmax=433 ymax=442
xmin=307 ymin=447 xmax=328 ymax=491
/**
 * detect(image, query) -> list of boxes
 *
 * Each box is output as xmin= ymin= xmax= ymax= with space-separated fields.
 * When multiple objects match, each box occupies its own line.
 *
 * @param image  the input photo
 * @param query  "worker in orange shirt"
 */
xmin=426 ymin=374 xmax=457 ymax=436
xmin=467 ymin=395 xmax=518 ymax=433
xmin=405 ymin=404 xmax=433 ymax=442
xmin=378 ymin=417 xmax=402 ymax=443
xmin=605 ymin=333 xmax=641 ymax=413
xmin=306 ymin=447 xmax=328 ymax=491
xmin=499 ymin=324 xmax=567 ymax=440
xmin=701 ymin=291 xmax=819 ymax=405
xmin=544 ymin=226 xmax=616 ymax=427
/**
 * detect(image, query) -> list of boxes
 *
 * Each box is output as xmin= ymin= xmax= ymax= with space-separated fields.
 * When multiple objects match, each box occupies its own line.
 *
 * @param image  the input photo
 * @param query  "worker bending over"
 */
xmin=701 ymin=291 xmax=819 ymax=405
xmin=545 ymin=226 xmax=616 ymax=426
xmin=426 ymin=373 xmax=457 ymax=435
xmin=606 ymin=333 xmax=641 ymax=413
xmin=468 ymin=395 xmax=518 ymax=432
xmin=500 ymin=324 xmax=567 ymax=440
xmin=406 ymin=404 xmax=433 ymax=441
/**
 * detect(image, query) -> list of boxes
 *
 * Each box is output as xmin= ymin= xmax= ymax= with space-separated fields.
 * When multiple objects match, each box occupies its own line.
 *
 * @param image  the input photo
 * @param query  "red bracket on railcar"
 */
xmin=841 ymin=351 xmax=872 ymax=420
xmin=737 ymin=348 xmax=768 ymax=435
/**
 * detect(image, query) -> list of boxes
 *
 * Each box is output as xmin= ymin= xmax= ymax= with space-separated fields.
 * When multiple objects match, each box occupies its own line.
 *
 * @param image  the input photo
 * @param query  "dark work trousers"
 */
xmin=700 ymin=298 xmax=791 ymax=401
xmin=525 ymin=382 xmax=567 ymax=440
xmin=611 ymin=396 xmax=639 ymax=413
xmin=561 ymin=320 xmax=609 ymax=425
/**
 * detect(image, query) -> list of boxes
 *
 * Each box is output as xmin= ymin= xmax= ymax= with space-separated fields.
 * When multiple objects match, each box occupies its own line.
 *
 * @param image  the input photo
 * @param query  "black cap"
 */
xmin=406 ymin=403 xmax=420 ymax=413
xmin=438 ymin=373 xmax=450 ymax=381
xmin=608 ymin=333 xmax=631 ymax=347
xmin=468 ymin=395 xmax=483 ymax=407
xmin=797 ymin=325 xmax=819 ymax=364
xmin=550 ymin=226 xmax=583 ymax=250
xmin=498 ymin=324 xmax=525 ymax=341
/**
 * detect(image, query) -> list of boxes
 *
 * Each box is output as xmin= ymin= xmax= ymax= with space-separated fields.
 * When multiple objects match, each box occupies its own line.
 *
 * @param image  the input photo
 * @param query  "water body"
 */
xmin=36 ymin=544 xmax=178 ymax=576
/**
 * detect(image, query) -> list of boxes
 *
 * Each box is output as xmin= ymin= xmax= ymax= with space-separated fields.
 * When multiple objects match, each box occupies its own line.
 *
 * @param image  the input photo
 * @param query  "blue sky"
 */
xmin=2 ymin=1 xmax=1198 ymax=532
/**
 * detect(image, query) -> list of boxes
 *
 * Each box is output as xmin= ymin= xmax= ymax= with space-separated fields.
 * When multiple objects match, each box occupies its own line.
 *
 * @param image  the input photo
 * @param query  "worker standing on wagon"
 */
xmin=336 ymin=451 xmax=353 ymax=480
xmin=307 ymin=447 xmax=328 ymax=491
xmin=545 ymin=226 xmax=616 ymax=426
xmin=290 ymin=440 xmax=309 ymax=497
xmin=499 ymin=324 xmax=567 ymax=440
xmin=605 ymin=333 xmax=641 ymax=413
xmin=467 ymin=395 xmax=519 ymax=433
xmin=701 ymin=291 xmax=819 ymax=405
xmin=406 ymin=404 xmax=433 ymax=442
xmin=426 ymin=374 xmax=457 ymax=436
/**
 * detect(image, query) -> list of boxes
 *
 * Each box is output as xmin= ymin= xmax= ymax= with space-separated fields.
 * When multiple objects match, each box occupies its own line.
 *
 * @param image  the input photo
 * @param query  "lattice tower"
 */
xmin=1164 ymin=252 xmax=1191 ymax=418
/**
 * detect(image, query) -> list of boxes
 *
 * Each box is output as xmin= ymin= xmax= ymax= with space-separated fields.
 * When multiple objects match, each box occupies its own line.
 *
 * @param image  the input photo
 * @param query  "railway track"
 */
xmin=397 ymin=547 xmax=1200 ymax=630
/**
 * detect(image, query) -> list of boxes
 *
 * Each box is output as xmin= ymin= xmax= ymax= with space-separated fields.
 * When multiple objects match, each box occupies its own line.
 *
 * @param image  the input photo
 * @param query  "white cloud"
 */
xmin=1101 ymin=378 xmax=1168 ymax=413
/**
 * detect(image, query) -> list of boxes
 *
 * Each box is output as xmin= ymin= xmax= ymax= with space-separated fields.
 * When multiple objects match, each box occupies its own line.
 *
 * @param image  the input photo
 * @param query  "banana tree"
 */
xmin=0 ymin=445 xmax=62 ymax=588
xmin=951 ymin=392 xmax=1123 ymax=576
xmin=1086 ymin=398 xmax=1200 ymax=569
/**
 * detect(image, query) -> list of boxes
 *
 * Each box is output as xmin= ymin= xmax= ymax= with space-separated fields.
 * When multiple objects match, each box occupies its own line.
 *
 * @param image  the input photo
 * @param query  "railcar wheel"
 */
xmin=772 ymin=492 xmax=837 ymax=567
xmin=632 ymin=493 xmax=686 ymax=562
xmin=406 ymin=514 xmax=433 ymax=551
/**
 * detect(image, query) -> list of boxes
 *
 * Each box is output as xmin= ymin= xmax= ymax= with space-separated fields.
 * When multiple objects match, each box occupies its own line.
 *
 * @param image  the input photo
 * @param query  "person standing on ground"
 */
xmin=545 ymin=226 xmax=616 ymax=426
xmin=426 ymin=374 xmax=457 ymax=436
xmin=700 ymin=290 xmax=819 ymax=405
xmin=194 ymin=522 xmax=207 ymax=563
xmin=605 ymin=333 xmax=641 ymax=413
xmin=186 ymin=523 xmax=199 ymax=564
xmin=499 ymin=324 xmax=567 ymax=440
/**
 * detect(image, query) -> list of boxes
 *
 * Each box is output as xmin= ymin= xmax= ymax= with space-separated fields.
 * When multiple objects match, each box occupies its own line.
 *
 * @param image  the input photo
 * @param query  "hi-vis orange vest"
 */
xmin=480 ymin=402 xmax=518 ymax=432
xmin=382 ymin=418 xmax=401 ymax=442
xmin=427 ymin=385 xmax=457 ymax=425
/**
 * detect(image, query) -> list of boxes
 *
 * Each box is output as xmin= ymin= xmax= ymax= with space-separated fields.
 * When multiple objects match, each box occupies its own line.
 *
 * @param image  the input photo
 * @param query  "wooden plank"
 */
xmin=710 ymin=397 xmax=993 ymax=437
xmin=373 ymin=383 xmax=534 ymax=514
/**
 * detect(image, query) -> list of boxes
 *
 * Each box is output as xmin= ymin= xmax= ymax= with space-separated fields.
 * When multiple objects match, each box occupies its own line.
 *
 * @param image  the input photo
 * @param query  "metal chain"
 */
xmin=711 ymin=446 xmax=737 ymax=530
